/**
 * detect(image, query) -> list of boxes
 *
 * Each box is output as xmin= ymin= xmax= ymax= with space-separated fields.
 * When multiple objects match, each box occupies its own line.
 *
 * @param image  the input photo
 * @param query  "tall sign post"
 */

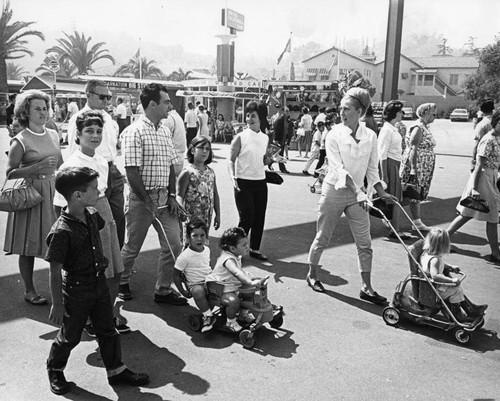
xmin=216 ymin=8 xmax=244 ymax=121
xmin=382 ymin=0 xmax=404 ymax=102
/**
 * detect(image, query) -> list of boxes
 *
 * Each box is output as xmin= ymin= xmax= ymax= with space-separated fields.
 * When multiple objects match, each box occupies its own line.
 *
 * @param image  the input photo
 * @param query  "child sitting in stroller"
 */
xmin=420 ymin=228 xmax=488 ymax=322
xmin=205 ymin=227 xmax=265 ymax=333
xmin=173 ymin=219 xmax=215 ymax=332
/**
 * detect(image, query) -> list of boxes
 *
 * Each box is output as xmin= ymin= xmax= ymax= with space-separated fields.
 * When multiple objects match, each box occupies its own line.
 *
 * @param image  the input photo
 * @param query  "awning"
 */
xmin=306 ymin=68 xmax=318 ymax=76
xmin=175 ymin=90 xmax=260 ymax=100
xmin=318 ymin=68 xmax=329 ymax=76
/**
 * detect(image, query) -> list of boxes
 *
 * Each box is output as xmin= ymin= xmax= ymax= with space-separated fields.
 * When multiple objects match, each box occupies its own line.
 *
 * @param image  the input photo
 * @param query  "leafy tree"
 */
xmin=46 ymin=31 xmax=115 ymax=76
xmin=437 ymin=37 xmax=452 ymax=56
xmin=338 ymin=70 xmax=376 ymax=98
xmin=36 ymin=53 xmax=76 ymax=78
xmin=0 ymin=1 xmax=44 ymax=94
xmin=463 ymin=36 xmax=480 ymax=56
xmin=465 ymin=39 xmax=500 ymax=102
xmin=165 ymin=67 xmax=192 ymax=81
xmin=6 ymin=61 xmax=26 ymax=79
xmin=114 ymin=54 xmax=163 ymax=79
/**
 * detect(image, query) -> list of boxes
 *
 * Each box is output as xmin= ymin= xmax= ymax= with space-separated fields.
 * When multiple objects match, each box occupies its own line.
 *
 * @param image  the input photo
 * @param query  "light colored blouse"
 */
xmin=53 ymin=149 xmax=109 ymax=207
xmin=378 ymin=121 xmax=402 ymax=162
xmin=234 ymin=127 xmax=269 ymax=180
xmin=324 ymin=122 xmax=382 ymax=191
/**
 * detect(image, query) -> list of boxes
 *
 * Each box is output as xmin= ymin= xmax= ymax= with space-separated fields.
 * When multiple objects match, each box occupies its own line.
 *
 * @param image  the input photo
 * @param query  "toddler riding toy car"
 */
xmin=188 ymin=277 xmax=284 ymax=349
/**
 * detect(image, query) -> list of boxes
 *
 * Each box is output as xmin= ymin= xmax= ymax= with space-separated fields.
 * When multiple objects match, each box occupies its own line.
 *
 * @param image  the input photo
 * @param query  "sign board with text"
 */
xmin=221 ymin=8 xmax=244 ymax=32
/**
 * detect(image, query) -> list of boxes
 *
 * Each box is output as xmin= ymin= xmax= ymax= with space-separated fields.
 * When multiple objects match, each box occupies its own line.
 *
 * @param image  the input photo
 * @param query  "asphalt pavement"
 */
xmin=0 ymin=120 xmax=499 ymax=401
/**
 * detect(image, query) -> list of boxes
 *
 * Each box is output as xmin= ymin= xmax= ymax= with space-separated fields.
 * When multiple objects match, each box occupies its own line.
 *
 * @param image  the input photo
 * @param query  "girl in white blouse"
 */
xmin=306 ymin=88 xmax=396 ymax=304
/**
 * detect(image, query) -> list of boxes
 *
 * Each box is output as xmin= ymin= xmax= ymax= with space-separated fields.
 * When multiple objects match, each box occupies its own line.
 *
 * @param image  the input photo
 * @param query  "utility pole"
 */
xmin=382 ymin=0 xmax=404 ymax=101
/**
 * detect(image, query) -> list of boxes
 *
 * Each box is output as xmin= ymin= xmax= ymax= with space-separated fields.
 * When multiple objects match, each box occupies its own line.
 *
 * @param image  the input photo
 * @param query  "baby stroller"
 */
xmin=367 ymin=201 xmax=486 ymax=346
xmin=187 ymin=277 xmax=285 ymax=349
xmin=309 ymin=161 xmax=328 ymax=194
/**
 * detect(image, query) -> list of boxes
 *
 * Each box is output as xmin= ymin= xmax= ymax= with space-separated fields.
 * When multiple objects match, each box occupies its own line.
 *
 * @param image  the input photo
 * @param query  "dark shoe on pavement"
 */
xmin=48 ymin=370 xmax=70 ymax=395
xmin=114 ymin=317 xmax=131 ymax=334
xmin=249 ymin=250 xmax=268 ymax=261
xmin=302 ymin=170 xmax=311 ymax=176
xmin=280 ymin=169 xmax=290 ymax=174
xmin=118 ymin=284 xmax=133 ymax=301
xmin=488 ymin=254 xmax=500 ymax=264
xmin=83 ymin=322 xmax=96 ymax=338
xmin=154 ymin=292 xmax=188 ymax=305
xmin=108 ymin=368 xmax=149 ymax=386
xmin=359 ymin=290 xmax=387 ymax=305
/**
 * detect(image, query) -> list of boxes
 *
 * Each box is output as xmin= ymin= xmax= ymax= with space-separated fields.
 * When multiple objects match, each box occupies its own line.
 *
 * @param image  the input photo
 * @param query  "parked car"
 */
xmin=402 ymin=107 xmax=414 ymax=120
xmin=450 ymin=108 xmax=469 ymax=122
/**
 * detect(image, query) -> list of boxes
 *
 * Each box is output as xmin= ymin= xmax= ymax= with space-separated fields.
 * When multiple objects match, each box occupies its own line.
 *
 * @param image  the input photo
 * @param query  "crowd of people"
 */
xmin=2 ymin=78 xmax=497 ymax=394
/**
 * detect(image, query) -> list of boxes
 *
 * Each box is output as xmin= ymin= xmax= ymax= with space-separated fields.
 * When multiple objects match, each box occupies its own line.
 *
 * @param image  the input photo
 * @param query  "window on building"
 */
xmin=401 ymin=72 xmax=409 ymax=80
xmin=424 ymin=75 xmax=434 ymax=86
xmin=449 ymin=74 xmax=459 ymax=85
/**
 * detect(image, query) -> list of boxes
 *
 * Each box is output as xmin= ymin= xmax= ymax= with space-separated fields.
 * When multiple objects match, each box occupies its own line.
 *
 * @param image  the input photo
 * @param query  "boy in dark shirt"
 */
xmin=45 ymin=166 xmax=149 ymax=395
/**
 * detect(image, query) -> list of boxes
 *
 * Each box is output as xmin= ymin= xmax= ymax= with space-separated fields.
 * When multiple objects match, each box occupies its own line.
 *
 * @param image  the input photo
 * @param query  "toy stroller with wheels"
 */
xmin=187 ymin=277 xmax=285 ymax=349
xmin=367 ymin=200 xmax=486 ymax=346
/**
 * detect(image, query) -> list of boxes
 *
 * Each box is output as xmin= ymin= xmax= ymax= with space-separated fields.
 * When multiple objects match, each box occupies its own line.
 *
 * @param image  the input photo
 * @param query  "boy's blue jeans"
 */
xmin=47 ymin=276 xmax=126 ymax=377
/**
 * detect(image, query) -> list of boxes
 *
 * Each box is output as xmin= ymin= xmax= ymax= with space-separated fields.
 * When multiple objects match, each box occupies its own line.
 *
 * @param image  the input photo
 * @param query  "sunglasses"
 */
xmin=90 ymin=91 xmax=112 ymax=101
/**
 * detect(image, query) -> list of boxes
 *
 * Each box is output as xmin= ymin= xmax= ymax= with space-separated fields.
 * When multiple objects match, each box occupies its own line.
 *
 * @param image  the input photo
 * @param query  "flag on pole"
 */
xmin=277 ymin=38 xmax=291 ymax=65
xmin=134 ymin=47 xmax=140 ymax=58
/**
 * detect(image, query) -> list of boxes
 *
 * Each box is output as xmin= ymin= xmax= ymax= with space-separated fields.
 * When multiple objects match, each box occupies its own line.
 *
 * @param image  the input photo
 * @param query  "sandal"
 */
xmin=24 ymin=294 xmax=48 ymax=305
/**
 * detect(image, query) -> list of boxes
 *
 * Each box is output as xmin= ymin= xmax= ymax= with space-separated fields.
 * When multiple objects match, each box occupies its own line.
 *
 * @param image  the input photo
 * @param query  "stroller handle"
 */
xmin=434 ymin=271 xmax=466 ymax=286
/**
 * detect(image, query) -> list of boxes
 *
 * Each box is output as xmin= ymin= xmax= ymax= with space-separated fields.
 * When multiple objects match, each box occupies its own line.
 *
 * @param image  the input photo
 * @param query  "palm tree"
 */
xmin=46 ymin=31 xmax=115 ymax=76
xmin=166 ymin=67 xmax=192 ymax=81
xmin=114 ymin=54 xmax=164 ymax=79
xmin=6 ymin=61 xmax=26 ymax=80
xmin=36 ymin=53 xmax=76 ymax=78
xmin=0 ymin=1 xmax=44 ymax=94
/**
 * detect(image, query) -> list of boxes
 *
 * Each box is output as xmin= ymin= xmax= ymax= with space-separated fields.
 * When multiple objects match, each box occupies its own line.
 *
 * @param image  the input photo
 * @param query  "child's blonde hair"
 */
xmin=423 ymin=227 xmax=450 ymax=256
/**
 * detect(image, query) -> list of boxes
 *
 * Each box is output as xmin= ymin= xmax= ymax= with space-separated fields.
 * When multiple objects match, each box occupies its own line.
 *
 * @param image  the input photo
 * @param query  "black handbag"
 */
xmin=0 ymin=178 xmax=43 ymax=212
xmin=368 ymin=197 xmax=394 ymax=220
xmin=265 ymin=170 xmax=283 ymax=185
xmin=459 ymin=196 xmax=490 ymax=213
xmin=402 ymin=175 xmax=424 ymax=201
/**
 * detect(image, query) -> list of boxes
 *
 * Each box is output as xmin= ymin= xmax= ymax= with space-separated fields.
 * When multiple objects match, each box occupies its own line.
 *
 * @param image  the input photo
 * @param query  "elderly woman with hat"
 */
xmin=400 ymin=102 xmax=437 ymax=231
xmin=447 ymin=109 xmax=500 ymax=263
xmin=306 ymin=88 xmax=396 ymax=303
xmin=378 ymin=100 xmax=410 ymax=239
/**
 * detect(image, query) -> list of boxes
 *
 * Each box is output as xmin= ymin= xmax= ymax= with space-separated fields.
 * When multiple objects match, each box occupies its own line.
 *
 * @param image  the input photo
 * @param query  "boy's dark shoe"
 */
xmin=108 ymin=368 xmax=149 ymax=386
xmin=48 ymin=370 xmax=70 ymax=395
xmin=83 ymin=322 xmax=96 ymax=338
xmin=114 ymin=317 xmax=131 ymax=334
xmin=118 ymin=284 xmax=133 ymax=301
xmin=153 ymin=292 xmax=188 ymax=305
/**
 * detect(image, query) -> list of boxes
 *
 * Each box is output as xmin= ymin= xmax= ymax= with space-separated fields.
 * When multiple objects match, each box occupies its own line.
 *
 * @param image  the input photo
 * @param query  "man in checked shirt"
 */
xmin=118 ymin=83 xmax=187 ymax=305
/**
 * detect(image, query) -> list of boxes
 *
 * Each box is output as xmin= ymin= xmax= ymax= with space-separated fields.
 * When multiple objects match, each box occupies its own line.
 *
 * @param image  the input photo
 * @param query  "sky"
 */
xmin=9 ymin=0 xmax=500 ymax=69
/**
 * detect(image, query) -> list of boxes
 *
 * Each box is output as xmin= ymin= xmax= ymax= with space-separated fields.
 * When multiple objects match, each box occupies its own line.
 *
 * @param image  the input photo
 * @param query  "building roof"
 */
xmin=302 ymin=46 xmax=374 ymax=66
xmin=411 ymin=56 xmax=479 ymax=69
xmin=375 ymin=54 xmax=422 ymax=68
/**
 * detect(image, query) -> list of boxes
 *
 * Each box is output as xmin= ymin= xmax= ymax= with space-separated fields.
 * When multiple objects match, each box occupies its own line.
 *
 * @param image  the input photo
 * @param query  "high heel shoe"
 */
xmin=306 ymin=274 xmax=325 ymax=293
xmin=488 ymin=254 xmax=500 ymax=264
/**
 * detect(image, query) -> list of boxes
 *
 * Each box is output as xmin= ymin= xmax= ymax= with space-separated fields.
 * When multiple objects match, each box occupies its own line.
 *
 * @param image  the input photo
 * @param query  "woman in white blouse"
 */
xmin=306 ymin=88 xmax=396 ymax=303
xmin=378 ymin=100 xmax=409 ymax=239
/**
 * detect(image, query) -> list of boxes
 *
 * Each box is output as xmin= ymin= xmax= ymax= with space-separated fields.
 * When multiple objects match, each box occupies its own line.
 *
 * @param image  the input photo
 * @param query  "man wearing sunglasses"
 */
xmin=67 ymin=80 xmax=125 ymax=251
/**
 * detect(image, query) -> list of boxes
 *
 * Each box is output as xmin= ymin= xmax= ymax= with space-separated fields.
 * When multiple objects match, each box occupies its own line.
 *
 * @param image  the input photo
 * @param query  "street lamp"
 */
xmin=49 ymin=59 xmax=60 ymax=108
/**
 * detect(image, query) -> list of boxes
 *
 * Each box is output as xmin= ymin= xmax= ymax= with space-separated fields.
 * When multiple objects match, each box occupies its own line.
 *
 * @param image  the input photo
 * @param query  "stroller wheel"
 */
xmin=310 ymin=186 xmax=316 ymax=193
xmin=239 ymin=329 xmax=255 ymax=349
xmin=188 ymin=314 xmax=203 ymax=332
xmin=382 ymin=307 xmax=400 ymax=327
xmin=453 ymin=328 xmax=471 ymax=345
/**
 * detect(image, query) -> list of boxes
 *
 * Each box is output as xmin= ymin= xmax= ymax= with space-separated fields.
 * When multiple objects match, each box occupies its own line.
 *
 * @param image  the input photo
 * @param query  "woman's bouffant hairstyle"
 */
xmin=14 ymin=90 xmax=51 ymax=127
xmin=74 ymin=111 xmax=104 ymax=145
xmin=301 ymin=106 xmax=309 ymax=114
xmin=343 ymin=87 xmax=371 ymax=116
xmin=187 ymin=135 xmax=213 ymax=164
xmin=219 ymin=227 xmax=247 ymax=251
xmin=423 ymin=227 xmax=451 ymax=256
xmin=416 ymin=103 xmax=436 ymax=118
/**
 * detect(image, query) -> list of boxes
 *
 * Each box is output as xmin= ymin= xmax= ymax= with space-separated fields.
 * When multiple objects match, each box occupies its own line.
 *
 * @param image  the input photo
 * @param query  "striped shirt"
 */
xmin=122 ymin=115 xmax=179 ymax=190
